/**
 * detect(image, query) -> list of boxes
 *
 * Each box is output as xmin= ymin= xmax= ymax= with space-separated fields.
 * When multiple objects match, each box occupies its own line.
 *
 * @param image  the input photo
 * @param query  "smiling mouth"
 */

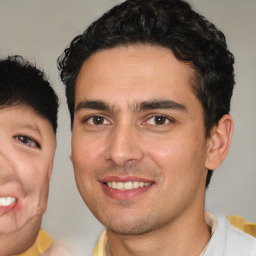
xmin=0 ymin=197 xmax=17 ymax=207
xmin=106 ymin=181 xmax=152 ymax=190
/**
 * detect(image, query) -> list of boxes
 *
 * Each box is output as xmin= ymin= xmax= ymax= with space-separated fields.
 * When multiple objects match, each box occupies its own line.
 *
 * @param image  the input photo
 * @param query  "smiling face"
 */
xmin=0 ymin=104 xmax=55 ymax=236
xmin=72 ymin=45 xmax=212 ymax=235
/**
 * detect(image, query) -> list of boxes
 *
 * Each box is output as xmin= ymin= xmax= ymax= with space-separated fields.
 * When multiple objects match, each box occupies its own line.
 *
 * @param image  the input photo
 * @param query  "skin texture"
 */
xmin=71 ymin=45 xmax=233 ymax=256
xmin=0 ymin=104 xmax=55 ymax=255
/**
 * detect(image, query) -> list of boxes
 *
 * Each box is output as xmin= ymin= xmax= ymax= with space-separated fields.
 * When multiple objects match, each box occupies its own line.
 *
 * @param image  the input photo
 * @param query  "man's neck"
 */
xmin=106 ymin=211 xmax=211 ymax=256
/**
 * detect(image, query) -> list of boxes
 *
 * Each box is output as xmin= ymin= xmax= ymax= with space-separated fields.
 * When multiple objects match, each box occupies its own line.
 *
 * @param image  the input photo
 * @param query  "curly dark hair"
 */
xmin=0 ymin=55 xmax=59 ymax=134
xmin=57 ymin=0 xmax=235 ymax=186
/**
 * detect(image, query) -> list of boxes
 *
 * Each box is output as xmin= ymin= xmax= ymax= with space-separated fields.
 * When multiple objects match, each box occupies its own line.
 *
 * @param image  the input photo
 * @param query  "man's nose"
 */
xmin=104 ymin=123 xmax=144 ymax=166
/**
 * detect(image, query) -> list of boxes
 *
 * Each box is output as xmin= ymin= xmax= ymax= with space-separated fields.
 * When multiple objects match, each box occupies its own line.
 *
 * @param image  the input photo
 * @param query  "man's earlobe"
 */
xmin=205 ymin=114 xmax=233 ymax=170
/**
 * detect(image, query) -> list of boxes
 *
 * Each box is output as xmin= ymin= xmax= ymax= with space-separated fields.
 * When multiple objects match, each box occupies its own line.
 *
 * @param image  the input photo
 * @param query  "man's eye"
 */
xmin=146 ymin=115 xmax=171 ymax=125
xmin=14 ymin=135 xmax=40 ymax=148
xmin=86 ymin=116 xmax=110 ymax=125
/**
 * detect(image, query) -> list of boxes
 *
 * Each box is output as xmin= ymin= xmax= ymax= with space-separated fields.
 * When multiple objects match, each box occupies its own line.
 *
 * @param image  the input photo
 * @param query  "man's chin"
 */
xmin=105 ymin=217 xmax=163 ymax=236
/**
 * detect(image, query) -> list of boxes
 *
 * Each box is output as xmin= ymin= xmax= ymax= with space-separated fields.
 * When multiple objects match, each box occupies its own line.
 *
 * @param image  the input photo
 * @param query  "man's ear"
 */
xmin=205 ymin=114 xmax=233 ymax=170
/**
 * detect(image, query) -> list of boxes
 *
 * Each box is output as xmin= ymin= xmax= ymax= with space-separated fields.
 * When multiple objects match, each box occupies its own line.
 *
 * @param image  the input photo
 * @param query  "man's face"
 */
xmin=0 ymin=104 xmax=55 ymax=235
xmin=72 ymin=45 xmax=210 ymax=235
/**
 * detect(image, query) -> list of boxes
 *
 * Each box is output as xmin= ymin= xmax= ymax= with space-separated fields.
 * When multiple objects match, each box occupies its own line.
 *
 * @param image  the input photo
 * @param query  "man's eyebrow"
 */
xmin=136 ymin=99 xmax=187 ymax=112
xmin=75 ymin=99 xmax=187 ymax=112
xmin=75 ymin=100 xmax=111 ymax=112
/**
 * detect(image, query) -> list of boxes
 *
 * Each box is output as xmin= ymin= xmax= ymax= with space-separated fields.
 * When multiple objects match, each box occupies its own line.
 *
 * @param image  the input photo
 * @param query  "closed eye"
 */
xmin=14 ymin=135 xmax=41 ymax=149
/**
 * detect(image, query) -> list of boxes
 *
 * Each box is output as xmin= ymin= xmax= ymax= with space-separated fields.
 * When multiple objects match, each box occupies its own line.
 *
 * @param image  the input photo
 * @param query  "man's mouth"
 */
xmin=0 ymin=197 xmax=17 ymax=207
xmin=106 ymin=181 xmax=152 ymax=190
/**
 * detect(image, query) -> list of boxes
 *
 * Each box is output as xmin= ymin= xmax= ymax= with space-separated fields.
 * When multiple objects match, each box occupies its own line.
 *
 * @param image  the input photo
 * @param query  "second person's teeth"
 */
xmin=0 ymin=197 xmax=17 ymax=206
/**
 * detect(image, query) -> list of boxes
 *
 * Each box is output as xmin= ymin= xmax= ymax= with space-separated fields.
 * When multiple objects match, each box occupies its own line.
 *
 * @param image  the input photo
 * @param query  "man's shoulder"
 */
xmin=205 ymin=212 xmax=256 ymax=256
xmin=225 ymin=223 xmax=256 ymax=255
xmin=229 ymin=215 xmax=256 ymax=237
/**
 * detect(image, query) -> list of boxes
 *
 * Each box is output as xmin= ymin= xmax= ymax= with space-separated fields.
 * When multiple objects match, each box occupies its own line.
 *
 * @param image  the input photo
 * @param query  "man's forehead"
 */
xmin=78 ymin=44 xmax=195 ymax=75
xmin=75 ymin=44 xmax=198 ymax=111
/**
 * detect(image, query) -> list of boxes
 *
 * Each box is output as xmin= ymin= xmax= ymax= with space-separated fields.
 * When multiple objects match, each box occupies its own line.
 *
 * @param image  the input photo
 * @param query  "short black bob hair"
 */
xmin=0 ymin=55 xmax=59 ymax=134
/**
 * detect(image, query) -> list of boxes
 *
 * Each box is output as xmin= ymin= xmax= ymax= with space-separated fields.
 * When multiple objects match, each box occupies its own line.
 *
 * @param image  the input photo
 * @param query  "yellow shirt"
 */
xmin=228 ymin=215 xmax=256 ymax=238
xmin=15 ymin=229 xmax=53 ymax=256
xmin=93 ymin=230 xmax=107 ymax=256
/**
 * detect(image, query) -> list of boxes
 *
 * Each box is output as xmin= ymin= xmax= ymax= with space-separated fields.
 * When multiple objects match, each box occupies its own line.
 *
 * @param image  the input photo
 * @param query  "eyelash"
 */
xmin=82 ymin=115 xmax=111 ymax=125
xmin=14 ymin=135 xmax=41 ymax=149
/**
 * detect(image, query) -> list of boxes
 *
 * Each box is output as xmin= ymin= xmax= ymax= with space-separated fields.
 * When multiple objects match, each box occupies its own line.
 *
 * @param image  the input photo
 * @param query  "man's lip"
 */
xmin=100 ymin=176 xmax=154 ymax=183
xmin=99 ymin=176 xmax=155 ymax=200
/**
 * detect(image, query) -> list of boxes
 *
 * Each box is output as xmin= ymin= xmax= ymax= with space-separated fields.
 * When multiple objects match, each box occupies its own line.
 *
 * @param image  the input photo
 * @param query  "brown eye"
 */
xmin=92 ymin=116 xmax=105 ymax=125
xmin=146 ymin=115 xmax=171 ymax=126
xmin=85 ymin=115 xmax=111 ymax=125
xmin=154 ymin=116 xmax=167 ymax=125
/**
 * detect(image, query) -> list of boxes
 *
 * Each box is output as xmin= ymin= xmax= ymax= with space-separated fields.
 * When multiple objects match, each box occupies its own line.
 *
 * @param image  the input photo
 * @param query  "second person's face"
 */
xmin=0 ymin=104 xmax=55 ymax=235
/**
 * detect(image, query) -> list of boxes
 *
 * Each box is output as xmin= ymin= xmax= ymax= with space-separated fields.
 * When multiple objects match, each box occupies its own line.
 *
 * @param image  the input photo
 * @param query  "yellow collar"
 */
xmin=15 ymin=229 xmax=53 ymax=256
xmin=93 ymin=230 xmax=107 ymax=256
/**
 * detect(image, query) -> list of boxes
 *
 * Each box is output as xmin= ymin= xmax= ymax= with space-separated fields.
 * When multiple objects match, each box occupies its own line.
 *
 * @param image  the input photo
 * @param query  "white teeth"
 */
xmin=124 ymin=181 xmax=133 ymax=190
xmin=112 ymin=182 xmax=117 ymax=189
xmin=116 ymin=182 xmax=124 ymax=190
xmin=106 ymin=181 xmax=151 ymax=190
xmin=0 ymin=197 xmax=17 ymax=207
xmin=133 ymin=181 xmax=140 ymax=189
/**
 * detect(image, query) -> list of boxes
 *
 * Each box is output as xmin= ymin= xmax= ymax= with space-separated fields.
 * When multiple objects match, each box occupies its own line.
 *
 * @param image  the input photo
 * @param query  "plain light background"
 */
xmin=1 ymin=0 xmax=255 ymax=255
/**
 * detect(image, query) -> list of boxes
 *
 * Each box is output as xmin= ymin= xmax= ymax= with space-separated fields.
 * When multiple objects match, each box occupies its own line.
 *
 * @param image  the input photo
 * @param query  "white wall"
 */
xmin=190 ymin=0 xmax=256 ymax=218
xmin=0 ymin=0 xmax=255 ymax=255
